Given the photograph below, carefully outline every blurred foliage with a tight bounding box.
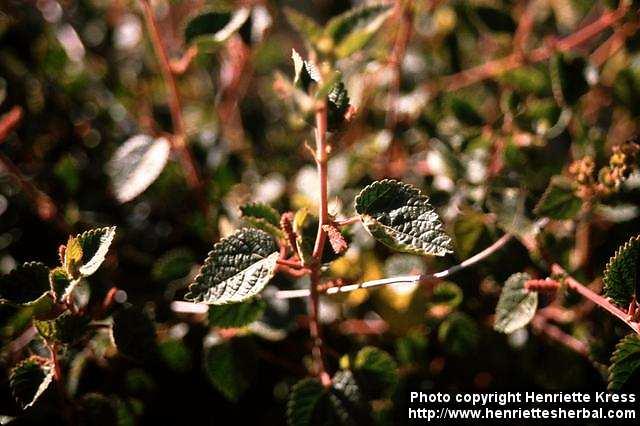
[0,0,639,424]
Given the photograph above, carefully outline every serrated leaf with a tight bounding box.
[608,333,640,391]
[534,176,583,220]
[292,49,321,92]
[284,7,322,43]
[76,226,116,277]
[494,272,537,334]
[355,180,453,256]
[64,236,83,279]
[0,262,50,306]
[35,311,91,345]
[107,135,171,203]
[203,341,253,402]
[348,346,398,399]
[184,8,251,50]
[9,358,54,410]
[49,267,71,302]
[112,306,157,361]
[208,298,266,328]
[329,370,371,424]
[287,378,326,426]
[603,235,640,308]
[240,203,283,238]
[185,228,279,305]
[324,3,392,58]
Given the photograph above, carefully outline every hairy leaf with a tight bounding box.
[112,306,157,361]
[608,333,640,391]
[185,228,279,304]
[603,235,640,308]
[204,341,253,402]
[184,8,250,50]
[0,262,50,306]
[76,226,116,277]
[355,180,453,256]
[107,135,171,203]
[35,311,91,345]
[324,3,392,58]
[64,236,83,279]
[534,176,582,220]
[345,346,398,399]
[494,273,537,334]
[208,298,266,328]
[10,358,54,409]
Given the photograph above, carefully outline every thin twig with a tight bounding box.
[276,219,549,299]
[139,0,208,218]
[531,314,589,357]
[551,264,640,334]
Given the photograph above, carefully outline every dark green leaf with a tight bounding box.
[185,228,279,305]
[240,203,283,238]
[450,98,483,126]
[494,272,537,333]
[78,393,118,426]
[112,306,157,361]
[158,339,192,373]
[284,8,322,43]
[430,282,463,312]
[9,358,54,409]
[203,341,253,402]
[49,267,71,302]
[292,49,321,93]
[475,7,516,33]
[603,235,640,308]
[0,262,50,306]
[534,176,582,220]
[327,81,350,130]
[324,3,392,58]
[34,311,91,345]
[355,180,453,256]
[287,378,325,426]
[343,346,398,399]
[550,53,589,106]
[184,8,250,50]
[208,298,266,328]
[608,333,640,391]
[438,312,479,356]
[152,248,194,282]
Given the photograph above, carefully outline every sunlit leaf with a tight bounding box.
[355,179,453,256]
[494,272,537,334]
[107,135,171,203]
[185,228,279,305]
[9,358,54,410]
[34,311,91,345]
[76,226,116,277]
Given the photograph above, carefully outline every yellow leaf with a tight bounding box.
[64,236,83,279]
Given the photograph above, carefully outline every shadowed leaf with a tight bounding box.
[9,358,54,410]
[494,272,537,334]
[0,262,50,306]
[608,333,640,391]
[603,235,640,308]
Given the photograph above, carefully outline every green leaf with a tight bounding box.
[158,339,192,373]
[287,378,325,426]
[355,179,453,256]
[112,306,157,361]
[78,393,119,426]
[0,262,50,306]
[438,312,479,356]
[284,8,322,43]
[603,235,640,308]
[64,235,83,279]
[608,333,640,391]
[292,49,321,92]
[534,176,583,220]
[549,53,588,106]
[184,8,251,50]
[429,281,463,312]
[9,358,54,410]
[107,135,171,203]
[494,272,537,334]
[34,311,91,345]
[324,3,392,58]
[203,341,253,402]
[49,267,71,302]
[475,7,516,33]
[344,346,398,399]
[76,226,116,277]
[185,228,279,305]
[152,248,194,282]
[326,81,350,131]
[240,203,283,238]
[208,298,266,328]
[450,98,483,126]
